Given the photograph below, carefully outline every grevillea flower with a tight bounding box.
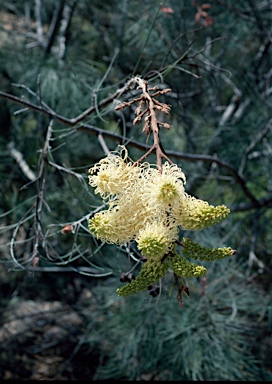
[88,146,140,199]
[88,146,233,297]
[136,221,178,258]
[116,256,170,296]
[142,162,186,212]
[181,237,235,261]
[89,209,122,244]
[170,251,207,278]
[89,187,149,244]
[172,193,230,230]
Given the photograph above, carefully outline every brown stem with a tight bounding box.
[133,76,168,173]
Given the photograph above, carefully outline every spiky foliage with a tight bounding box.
[85,259,272,381]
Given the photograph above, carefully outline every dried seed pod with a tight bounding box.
[120,273,128,282]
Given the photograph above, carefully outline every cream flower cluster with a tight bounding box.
[89,147,187,251]
[88,146,232,296]
[89,146,229,246]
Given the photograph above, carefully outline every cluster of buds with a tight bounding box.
[88,76,235,298]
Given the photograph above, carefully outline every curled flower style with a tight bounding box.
[142,162,186,211]
[172,193,230,230]
[88,208,126,244]
[88,146,140,199]
[89,207,137,245]
[109,189,149,240]
[136,221,178,258]
[89,188,149,245]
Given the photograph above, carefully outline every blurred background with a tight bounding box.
[0,0,271,380]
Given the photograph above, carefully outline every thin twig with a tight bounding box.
[8,142,36,181]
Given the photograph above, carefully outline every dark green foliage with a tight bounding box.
[86,259,271,381]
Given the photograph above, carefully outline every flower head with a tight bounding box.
[136,221,178,258]
[142,162,186,211]
[89,209,121,244]
[172,193,230,230]
[181,237,235,261]
[89,186,149,244]
[170,251,207,278]
[88,146,139,199]
[116,256,170,296]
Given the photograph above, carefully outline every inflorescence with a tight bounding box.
[88,76,236,299]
